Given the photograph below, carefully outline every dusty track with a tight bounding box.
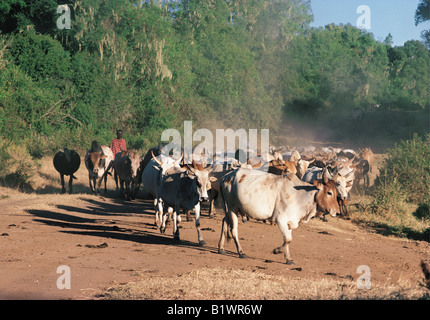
[0,157,428,299]
[0,190,428,299]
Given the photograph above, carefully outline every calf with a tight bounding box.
[53,148,80,194]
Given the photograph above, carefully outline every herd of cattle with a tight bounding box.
[53,141,375,264]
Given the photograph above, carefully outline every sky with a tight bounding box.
[310,0,430,46]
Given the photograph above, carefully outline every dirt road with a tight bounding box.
[0,188,428,299]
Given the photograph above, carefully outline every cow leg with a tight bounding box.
[172,206,180,241]
[88,175,94,193]
[218,187,233,255]
[103,174,108,194]
[343,203,349,217]
[194,202,205,246]
[93,174,103,195]
[340,198,349,218]
[273,217,294,265]
[230,211,245,259]
[93,178,97,194]
[114,171,119,190]
[154,198,160,227]
[91,177,98,195]
[60,174,66,194]
[185,209,192,222]
[124,181,131,201]
[119,179,124,198]
[218,216,229,255]
[209,189,217,217]
[96,177,102,195]
[130,181,137,200]
[68,175,73,194]
[159,202,168,233]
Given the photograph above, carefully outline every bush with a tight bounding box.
[378,133,430,204]
[414,198,430,221]
[361,134,430,241]
[0,140,37,192]
[370,178,408,214]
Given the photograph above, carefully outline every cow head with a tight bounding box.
[186,160,216,202]
[125,150,142,180]
[360,147,372,157]
[86,151,108,178]
[296,157,315,179]
[152,150,182,176]
[321,167,354,201]
[268,159,297,176]
[313,179,340,217]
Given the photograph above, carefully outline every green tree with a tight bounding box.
[282,24,389,117]
[0,0,58,34]
[415,0,430,48]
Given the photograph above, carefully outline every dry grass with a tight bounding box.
[349,191,430,242]
[103,268,429,300]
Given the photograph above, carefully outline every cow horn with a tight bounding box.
[322,168,331,184]
[151,150,163,166]
[175,151,183,165]
[345,170,354,178]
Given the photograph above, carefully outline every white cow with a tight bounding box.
[157,161,215,245]
[141,152,182,226]
[218,169,340,264]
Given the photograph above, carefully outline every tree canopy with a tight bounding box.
[0,0,428,154]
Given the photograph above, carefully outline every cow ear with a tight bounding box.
[209,176,217,182]
[313,180,323,190]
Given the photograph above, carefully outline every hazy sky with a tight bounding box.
[310,0,430,46]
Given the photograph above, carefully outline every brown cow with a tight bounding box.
[360,148,375,172]
[84,141,114,195]
[114,149,142,200]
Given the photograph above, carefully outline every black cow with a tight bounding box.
[53,148,81,194]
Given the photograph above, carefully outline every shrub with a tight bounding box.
[370,177,408,214]
[0,140,37,192]
[377,133,430,204]
[362,134,430,241]
[414,198,430,221]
